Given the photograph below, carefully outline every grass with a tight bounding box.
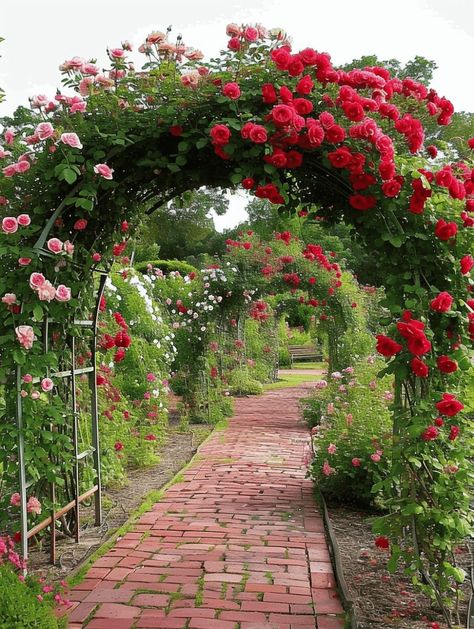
[290,361,326,370]
[264,372,323,390]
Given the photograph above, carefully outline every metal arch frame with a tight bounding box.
[15,270,107,565]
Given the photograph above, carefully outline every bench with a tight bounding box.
[288,344,323,365]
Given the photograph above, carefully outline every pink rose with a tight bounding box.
[15,160,31,174]
[35,122,55,140]
[226,23,241,37]
[41,377,54,392]
[29,272,46,290]
[2,165,17,177]
[371,453,381,463]
[82,62,100,75]
[10,493,21,507]
[17,214,31,227]
[15,325,36,350]
[4,127,15,145]
[37,280,56,302]
[64,240,74,255]
[222,82,241,100]
[73,219,87,231]
[109,48,125,58]
[2,217,18,233]
[27,496,42,516]
[93,163,114,179]
[327,443,337,454]
[22,374,33,383]
[55,285,72,302]
[60,133,83,149]
[31,390,40,399]
[70,101,87,114]
[243,26,258,42]
[19,258,32,266]
[20,390,28,398]
[31,94,49,108]
[351,458,361,467]
[146,373,156,382]
[47,238,63,254]
[2,293,16,305]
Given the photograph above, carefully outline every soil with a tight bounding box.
[327,504,471,629]
[28,417,212,583]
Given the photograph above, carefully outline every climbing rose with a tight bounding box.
[114,442,124,451]
[449,425,460,441]
[322,460,335,476]
[169,125,183,136]
[249,125,268,144]
[17,214,31,226]
[243,26,258,41]
[460,255,474,274]
[374,536,390,550]
[47,238,63,254]
[74,219,88,230]
[19,258,32,266]
[435,393,464,416]
[422,426,438,441]
[327,443,337,454]
[222,82,241,99]
[114,348,126,363]
[2,217,18,234]
[375,335,402,356]
[430,291,453,313]
[210,124,231,145]
[29,272,46,290]
[434,219,457,241]
[410,357,429,377]
[35,122,55,140]
[2,293,16,305]
[351,458,361,467]
[37,281,56,302]
[15,325,36,350]
[262,83,277,104]
[10,493,21,507]
[41,378,54,392]
[55,285,72,302]
[26,497,42,516]
[437,355,458,373]
[349,194,377,210]
[94,163,114,179]
[242,177,254,189]
[60,132,83,149]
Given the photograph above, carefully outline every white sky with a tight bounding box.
[1,0,473,230]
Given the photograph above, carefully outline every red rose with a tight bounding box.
[271,46,291,70]
[426,145,437,158]
[222,82,241,100]
[299,47,319,65]
[296,75,314,95]
[74,218,88,230]
[406,334,431,356]
[210,124,231,145]
[228,37,241,51]
[435,393,464,416]
[115,330,131,348]
[285,150,303,168]
[411,357,429,377]
[376,334,403,357]
[430,291,453,313]
[460,255,474,274]
[449,425,460,441]
[374,536,390,550]
[293,98,313,116]
[325,124,346,143]
[342,100,364,122]
[468,137,474,149]
[169,125,183,137]
[397,319,431,356]
[381,178,402,198]
[307,121,324,146]
[327,147,352,169]
[437,355,458,374]
[350,173,376,190]
[379,160,395,180]
[248,125,268,144]
[271,104,294,126]
[114,348,126,363]
[287,55,304,77]
[434,219,457,241]
[262,83,277,104]
[422,425,438,441]
[241,177,255,190]
[349,194,377,211]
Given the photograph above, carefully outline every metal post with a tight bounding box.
[90,275,107,526]
[70,336,80,542]
[16,366,29,565]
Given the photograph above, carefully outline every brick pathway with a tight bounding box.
[65,386,344,628]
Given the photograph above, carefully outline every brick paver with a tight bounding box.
[66,386,344,628]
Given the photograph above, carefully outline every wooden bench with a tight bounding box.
[288,344,323,365]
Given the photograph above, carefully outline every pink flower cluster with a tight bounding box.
[29,272,71,303]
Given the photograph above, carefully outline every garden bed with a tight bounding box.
[327,504,470,629]
[27,422,212,582]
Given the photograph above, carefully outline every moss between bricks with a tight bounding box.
[67,416,230,589]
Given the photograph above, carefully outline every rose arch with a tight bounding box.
[0,24,473,613]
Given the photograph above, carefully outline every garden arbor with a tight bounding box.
[0,23,473,614]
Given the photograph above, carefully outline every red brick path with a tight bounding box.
[66,386,345,628]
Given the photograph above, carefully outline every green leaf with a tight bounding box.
[13,350,25,365]
[33,305,43,322]
[196,138,208,149]
[63,168,78,184]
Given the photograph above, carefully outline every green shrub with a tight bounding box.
[134,259,198,277]
[0,564,60,629]
[305,360,393,508]
[227,367,264,395]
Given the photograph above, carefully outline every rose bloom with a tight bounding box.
[19,257,32,266]
[55,285,72,302]
[94,163,114,180]
[26,496,42,516]
[376,334,402,357]
[437,355,458,374]
[430,291,453,313]
[60,132,83,149]
[210,124,231,145]
[15,325,36,350]
[37,281,56,302]
[2,217,18,234]
[375,536,390,550]
[73,219,88,231]
[2,293,16,305]
[29,272,46,290]
[435,393,464,417]
[41,377,54,392]
[434,218,457,241]
[351,457,361,467]
[47,237,63,254]
[35,122,55,140]
[31,390,40,400]
[222,82,241,100]
[327,443,337,454]
[64,240,74,255]
[10,493,21,507]
[370,453,381,462]
[17,214,31,227]
[146,373,156,382]
[460,255,474,275]
[322,460,335,476]
[422,425,438,441]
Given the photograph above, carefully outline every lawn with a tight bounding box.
[264,372,323,390]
